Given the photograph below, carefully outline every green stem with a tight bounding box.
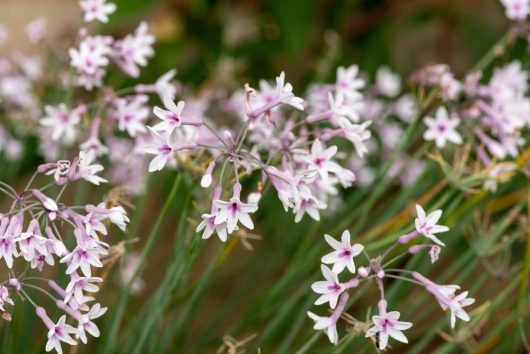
[101,174,182,354]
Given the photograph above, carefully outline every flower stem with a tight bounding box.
[101,174,182,354]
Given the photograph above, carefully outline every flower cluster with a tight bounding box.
[144,68,372,242]
[0,150,129,354]
[307,205,475,349]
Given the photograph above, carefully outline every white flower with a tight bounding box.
[366,300,412,350]
[213,183,258,234]
[76,303,107,344]
[307,312,338,344]
[336,65,365,100]
[114,22,155,78]
[45,315,78,354]
[274,71,304,110]
[77,150,108,185]
[115,96,149,137]
[143,127,196,172]
[311,265,345,309]
[41,104,82,144]
[376,66,401,97]
[80,0,116,23]
[152,96,202,134]
[300,140,342,183]
[294,193,326,223]
[423,107,462,148]
[321,230,364,274]
[414,204,449,246]
[500,0,530,20]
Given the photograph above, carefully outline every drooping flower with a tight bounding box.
[413,272,475,328]
[321,230,364,274]
[76,303,107,344]
[0,215,23,268]
[307,312,338,345]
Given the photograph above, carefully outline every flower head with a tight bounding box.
[321,230,364,274]
[423,107,462,149]
[311,265,345,309]
[213,183,258,234]
[366,300,412,350]
[80,0,116,23]
[414,204,449,246]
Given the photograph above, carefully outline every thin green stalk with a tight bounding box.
[101,174,182,354]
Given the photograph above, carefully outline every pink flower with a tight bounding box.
[76,150,107,185]
[0,286,14,312]
[321,230,364,274]
[61,245,105,277]
[76,303,107,344]
[69,39,110,76]
[115,96,149,137]
[414,204,449,246]
[80,0,116,23]
[0,215,23,268]
[335,65,365,100]
[300,139,342,183]
[307,292,350,344]
[25,17,47,44]
[16,219,48,262]
[307,312,338,344]
[249,72,304,119]
[366,300,412,350]
[213,183,258,234]
[423,107,462,149]
[113,22,155,78]
[36,307,78,354]
[32,189,59,221]
[41,104,82,144]
[135,69,177,101]
[413,272,475,328]
[311,265,345,309]
[64,274,103,305]
[152,96,202,134]
[500,0,530,20]
[197,187,229,241]
[376,66,401,97]
[143,127,196,172]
